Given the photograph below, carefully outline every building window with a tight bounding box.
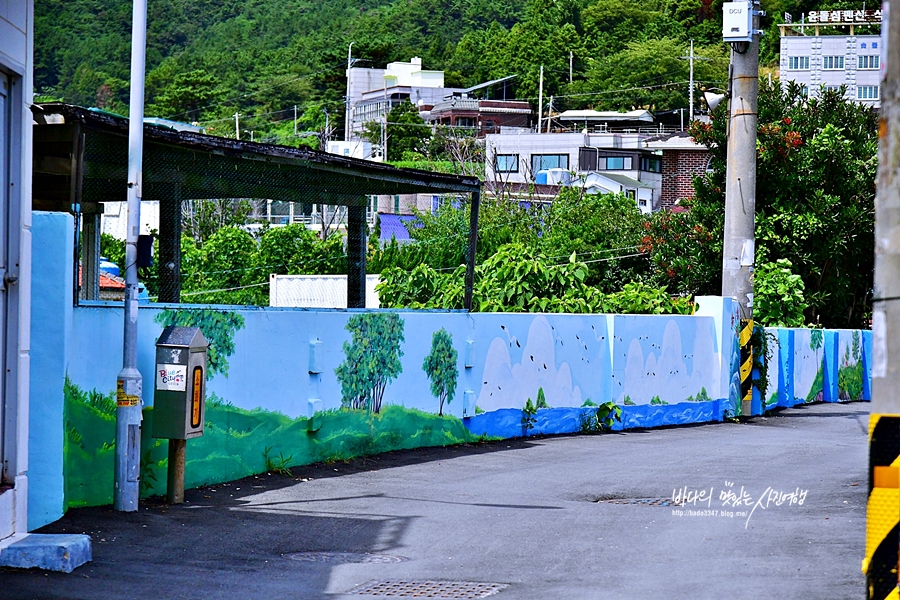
[599,156,632,170]
[858,85,880,100]
[393,195,400,214]
[531,154,569,174]
[822,56,845,70]
[495,154,519,173]
[859,55,880,70]
[788,56,810,70]
[640,156,662,173]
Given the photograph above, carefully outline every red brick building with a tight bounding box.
[644,133,712,210]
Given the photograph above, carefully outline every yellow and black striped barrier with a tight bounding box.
[739,319,753,415]
[865,415,900,600]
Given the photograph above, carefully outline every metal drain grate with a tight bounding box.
[285,552,408,564]
[597,497,677,506]
[347,580,508,598]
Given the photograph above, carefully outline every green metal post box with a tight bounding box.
[152,326,208,440]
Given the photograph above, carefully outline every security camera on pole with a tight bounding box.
[721,1,764,417]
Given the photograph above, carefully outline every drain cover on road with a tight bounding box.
[597,497,676,506]
[285,552,408,564]
[347,580,508,598]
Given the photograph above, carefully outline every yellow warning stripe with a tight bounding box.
[740,356,753,382]
[864,414,900,600]
[739,320,753,347]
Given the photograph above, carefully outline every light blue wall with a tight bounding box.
[28,212,74,529]
[27,213,873,524]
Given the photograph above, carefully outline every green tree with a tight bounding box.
[257,224,346,276]
[182,226,262,305]
[335,313,405,413]
[147,69,219,121]
[688,80,877,328]
[539,189,647,292]
[422,328,458,416]
[386,100,430,161]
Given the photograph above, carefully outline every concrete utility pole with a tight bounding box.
[866,3,900,598]
[721,2,761,417]
[546,96,553,133]
[345,42,354,142]
[114,0,148,512]
[537,66,544,133]
[234,112,240,140]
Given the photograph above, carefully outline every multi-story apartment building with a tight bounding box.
[779,9,883,106]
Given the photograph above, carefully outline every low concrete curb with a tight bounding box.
[0,533,92,573]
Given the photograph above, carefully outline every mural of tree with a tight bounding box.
[154,309,245,379]
[335,313,405,413]
[810,329,824,365]
[422,328,458,416]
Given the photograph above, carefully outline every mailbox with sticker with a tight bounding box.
[152,326,209,440]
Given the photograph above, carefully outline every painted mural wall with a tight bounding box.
[26,212,873,529]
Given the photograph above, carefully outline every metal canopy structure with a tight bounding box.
[32,103,482,309]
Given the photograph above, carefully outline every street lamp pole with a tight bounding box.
[114,0,148,512]
[345,42,354,141]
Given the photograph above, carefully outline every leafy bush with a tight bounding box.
[753,259,808,327]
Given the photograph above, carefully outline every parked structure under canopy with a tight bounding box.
[31,103,482,309]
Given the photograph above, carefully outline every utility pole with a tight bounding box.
[345,42,354,142]
[537,66,544,133]
[681,39,710,125]
[867,3,900,598]
[234,112,240,140]
[115,0,148,512]
[546,96,553,133]
[569,51,573,83]
[721,2,762,417]
[293,105,298,137]
[689,40,695,123]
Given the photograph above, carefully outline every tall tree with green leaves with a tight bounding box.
[422,328,458,416]
[687,80,877,328]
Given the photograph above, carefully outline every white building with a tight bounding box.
[347,57,460,140]
[779,9,883,106]
[484,125,711,212]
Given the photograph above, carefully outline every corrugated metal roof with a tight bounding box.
[379,213,420,242]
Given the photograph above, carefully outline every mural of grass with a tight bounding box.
[64,378,482,508]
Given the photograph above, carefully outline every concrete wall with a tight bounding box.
[26,213,873,527]
[27,214,73,529]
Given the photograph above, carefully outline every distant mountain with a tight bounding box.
[34,0,861,139]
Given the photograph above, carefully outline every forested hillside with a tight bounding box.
[36,0,869,142]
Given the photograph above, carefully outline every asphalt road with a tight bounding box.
[1,401,868,600]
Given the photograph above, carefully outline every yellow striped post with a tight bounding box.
[739,319,753,416]
[865,415,900,599]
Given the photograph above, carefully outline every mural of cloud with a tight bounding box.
[620,319,720,404]
[476,316,583,412]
